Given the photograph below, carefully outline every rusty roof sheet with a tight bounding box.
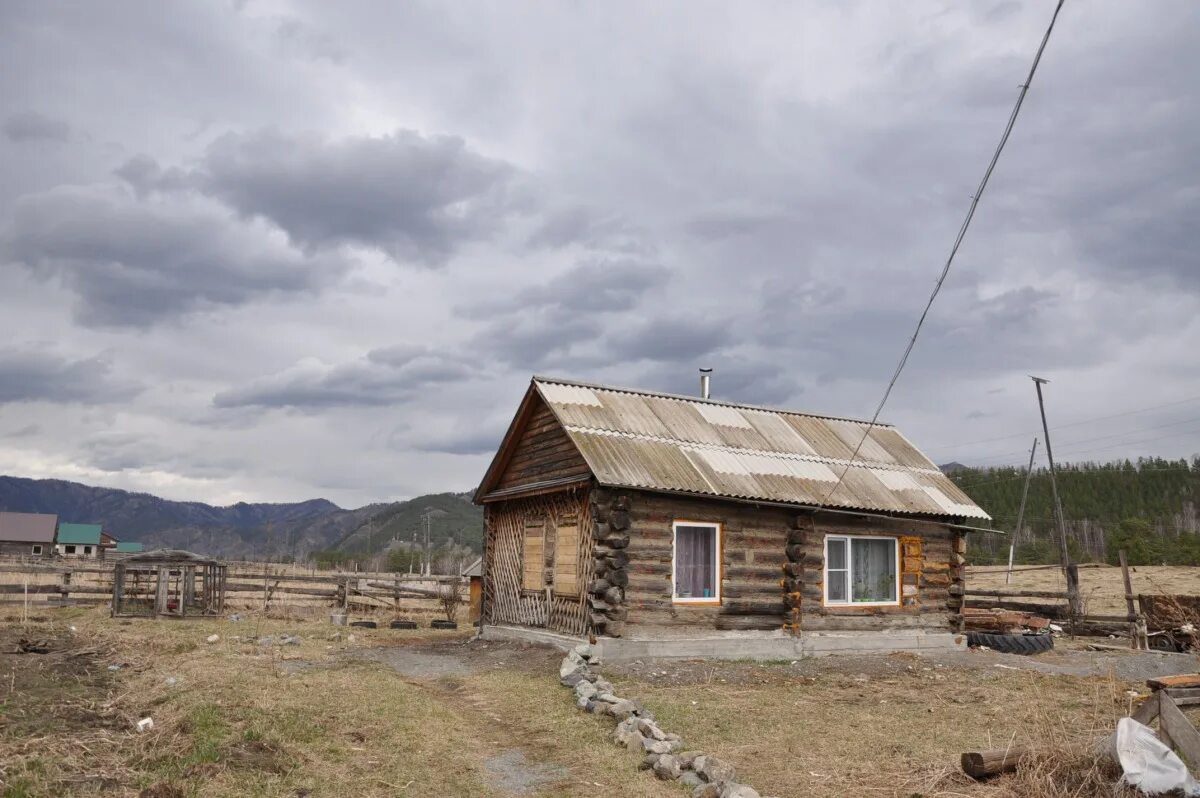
[533,378,989,520]
[0,512,58,543]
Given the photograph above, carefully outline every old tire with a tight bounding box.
[430,620,458,630]
[349,620,377,629]
[389,620,418,630]
[966,631,1053,655]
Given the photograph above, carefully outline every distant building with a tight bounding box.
[56,523,104,558]
[115,541,144,554]
[0,512,58,557]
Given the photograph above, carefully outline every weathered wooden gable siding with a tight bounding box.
[494,397,590,492]
[483,486,594,636]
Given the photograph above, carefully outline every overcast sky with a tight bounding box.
[1,1,1197,508]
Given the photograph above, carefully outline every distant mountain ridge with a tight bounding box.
[0,475,482,560]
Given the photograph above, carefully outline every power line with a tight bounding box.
[822,0,1067,504]
[958,416,1200,465]
[923,392,1200,453]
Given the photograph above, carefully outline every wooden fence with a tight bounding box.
[0,561,467,619]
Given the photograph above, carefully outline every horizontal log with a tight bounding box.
[964,588,1071,599]
[722,600,787,616]
[715,614,782,631]
[961,746,1030,779]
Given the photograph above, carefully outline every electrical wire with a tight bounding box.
[922,392,1200,453]
[822,0,1068,505]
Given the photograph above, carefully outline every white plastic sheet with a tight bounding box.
[1113,716,1200,795]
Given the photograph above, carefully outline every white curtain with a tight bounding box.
[676,526,715,598]
[851,538,895,602]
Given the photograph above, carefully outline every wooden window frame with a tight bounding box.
[552,516,581,598]
[823,534,901,608]
[671,520,722,606]
[521,517,546,593]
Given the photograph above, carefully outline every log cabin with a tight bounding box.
[474,377,991,659]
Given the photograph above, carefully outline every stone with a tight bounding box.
[576,695,592,711]
[653,754,682,780]
[692,785,721,798]
[573,642,593,660]
[592,678,614,694]
[559,657,585,680]
[637,718,667,741]
[678,751,703,768]
[560,672,586,688]
[609,700,638,720]
[595,692,619,704]
[718,784,760,798]
[681,771,705,788]
[205,634,220,643]
[696,755,736,784]
[624,732,647,752]
[639,753,660,771]
[642,738,675,755]
[574,680,598,701]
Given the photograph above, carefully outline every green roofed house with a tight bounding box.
[56,523,104,558]
[115,541,144,554]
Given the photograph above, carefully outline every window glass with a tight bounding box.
[825,536,897,604]
[32,545,42,555]
[65,545,76,554]
[851,538,896,602]
[84,546,93,554]
[674,524,717,600]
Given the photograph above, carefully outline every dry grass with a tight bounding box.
[0,609,680,798]
[610,656,1136,798]
[968,565,1200,615]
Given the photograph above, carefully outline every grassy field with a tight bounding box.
[3,602,1189,798]
[967,564,1200,615]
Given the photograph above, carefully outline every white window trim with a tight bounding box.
[64,544,77,554]
[823,534,901,607]
[32,545,42,555]
[671,521,721,604]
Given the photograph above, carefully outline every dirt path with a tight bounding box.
[363,640,578,796]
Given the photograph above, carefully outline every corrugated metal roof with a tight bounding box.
[0,512,58,543]
[115,541,144,553]
[57,523,103,545]
[533,378,989,520]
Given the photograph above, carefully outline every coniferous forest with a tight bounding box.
[949,457,1200,566]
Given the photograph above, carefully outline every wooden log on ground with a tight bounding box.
[961,746,1031,779]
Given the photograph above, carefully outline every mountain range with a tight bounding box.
[0,475,483,561]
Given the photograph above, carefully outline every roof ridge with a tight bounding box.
[532,375,894,428]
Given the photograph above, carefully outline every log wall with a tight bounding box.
[616,490,962,635]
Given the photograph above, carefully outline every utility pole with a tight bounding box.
[1006,437,1039,585]
[409,530,417,575]
[1031,376,1081,619]
[423,511,432,576]
[367,518,374,576]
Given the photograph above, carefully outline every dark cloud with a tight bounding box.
[608,316,731,363]
[3,111,70,143]
[213,345,478,409]
[0,347,139,404]
[198,128,525,264]
[4,185,340,327]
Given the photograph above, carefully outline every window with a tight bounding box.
[553,517,580,596]
[65,545,77,554]
[32,545,42,555]
[522,518,545,591]
[672,522,720,603]
[824,535,899,606]
[84,546,93,555]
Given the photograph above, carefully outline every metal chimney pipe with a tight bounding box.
[699,368,712,399]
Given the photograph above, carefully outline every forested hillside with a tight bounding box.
[948,457,1200,565]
